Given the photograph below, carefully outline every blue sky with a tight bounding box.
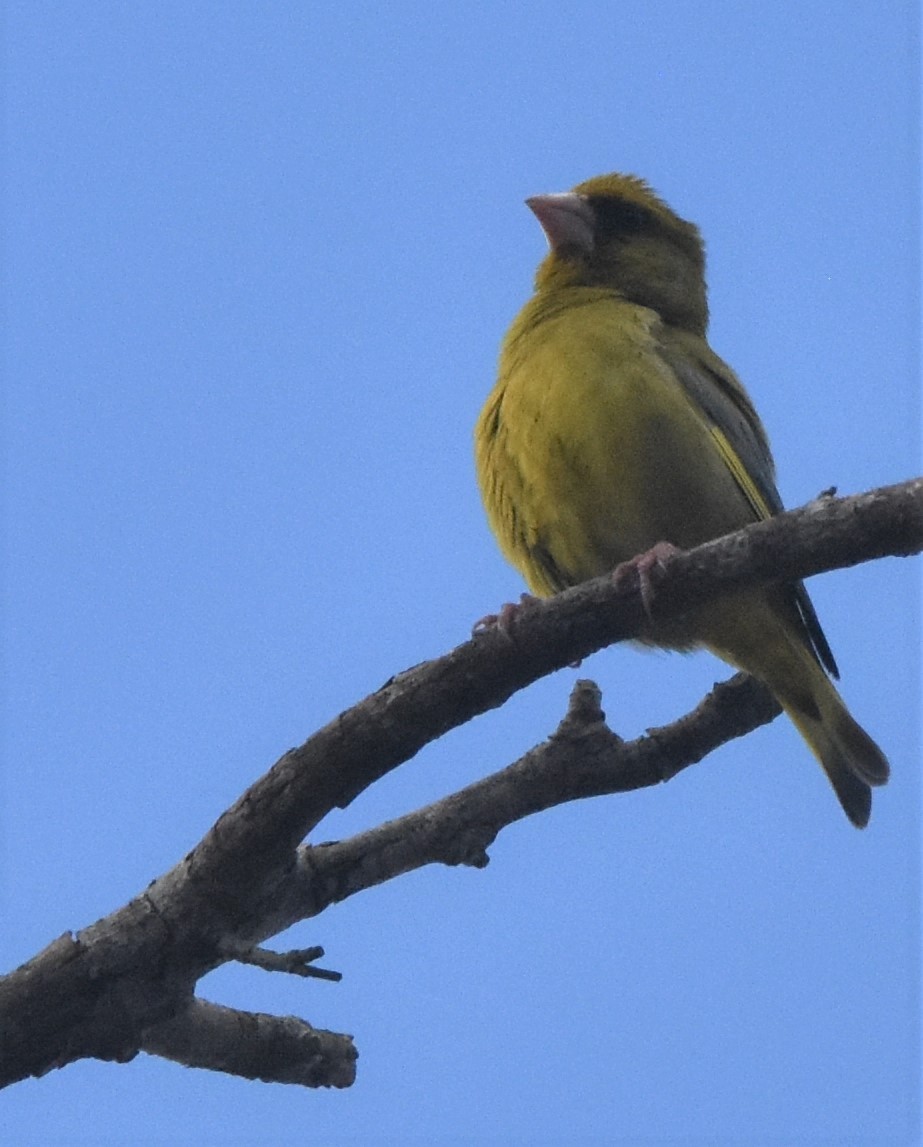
[2,3,919,1144]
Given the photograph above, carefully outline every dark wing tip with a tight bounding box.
[793,582,839,679]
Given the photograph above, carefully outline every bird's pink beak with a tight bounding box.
[526,192,595,254]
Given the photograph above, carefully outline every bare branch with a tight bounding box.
[1,479,920,1089]
[291,674,781,913]
[220,941,342,982]
[141,999,356,1088]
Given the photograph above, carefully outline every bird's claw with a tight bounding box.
[613,542,679,618]
[472,593,538,638]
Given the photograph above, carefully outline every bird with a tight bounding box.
[474,171,889,827]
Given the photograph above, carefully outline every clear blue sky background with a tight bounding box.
[2,4,919,1144]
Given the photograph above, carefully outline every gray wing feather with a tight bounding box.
[659,332,840,679]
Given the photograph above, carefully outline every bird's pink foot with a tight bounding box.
[613,542,680,617]
[472,593,538,638]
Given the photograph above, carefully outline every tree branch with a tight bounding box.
[1,479,920,1089]
[290,674,782,912]
[141,999,356,1087]
[219,941,342,982]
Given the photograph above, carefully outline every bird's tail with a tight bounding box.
[701,597,890,828]
[777,661,889,829]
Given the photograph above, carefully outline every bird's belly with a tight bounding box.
[477,318,752,596]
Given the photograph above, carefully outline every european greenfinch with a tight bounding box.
[474,172,889,827]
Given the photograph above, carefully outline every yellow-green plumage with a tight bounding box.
[475,172,889,827]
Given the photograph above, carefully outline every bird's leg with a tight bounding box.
[612,542,680,618]
[472,593,539,638]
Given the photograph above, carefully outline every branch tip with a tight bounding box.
[221,940,343,982]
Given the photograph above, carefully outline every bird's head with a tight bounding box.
[528,172,709,335]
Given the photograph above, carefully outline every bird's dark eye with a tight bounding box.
[589,197,652,239]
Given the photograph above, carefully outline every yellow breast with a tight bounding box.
[475,290,749,596]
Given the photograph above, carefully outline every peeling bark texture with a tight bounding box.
[1,479,920,1090]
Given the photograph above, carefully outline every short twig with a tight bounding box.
[221,940,342,982]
